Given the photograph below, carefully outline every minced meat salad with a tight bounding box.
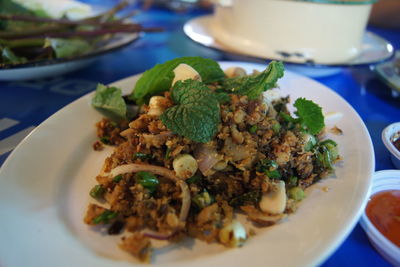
[84,57,340,262]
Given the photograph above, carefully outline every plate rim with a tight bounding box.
[0,61,375,266]
[184,15,395,68]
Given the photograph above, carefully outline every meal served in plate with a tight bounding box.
[84,57,341,262]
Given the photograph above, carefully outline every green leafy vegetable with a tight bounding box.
[1,46,26,64]
[44,38,91,58]
[222,61,284,99]
[129,57,225,105]
[215,91,230,104]
[160,79,220,143]
[135,171,159,193]
[293,98,325,135]
[92,84,127,122]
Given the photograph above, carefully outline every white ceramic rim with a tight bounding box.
[359,170,400,266]
[382,122,400,160]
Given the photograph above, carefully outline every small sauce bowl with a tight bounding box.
[382,122,400,169]
[360,170,400,266]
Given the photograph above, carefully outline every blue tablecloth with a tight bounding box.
[0,1,399,266]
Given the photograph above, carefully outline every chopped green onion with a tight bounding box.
[288,187,305,201]
[249,125,258,134]
[112,175,123,183]
[89,184,105,199]
[265,169,281,179]
[272,121,281,134]
[135,171,159,193]
[279,112,295,122]
[165,147,171,160]
[100,136,110,144]
[192,191,214,209]
[319,139,337,147]
[133,152,152,160]
[187,174,201,184]
[93,210,118,224]
[287,176,298,187]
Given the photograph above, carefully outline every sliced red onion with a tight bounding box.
[194,144,220,175]
[108,163,178,181]
[142,230,176,240]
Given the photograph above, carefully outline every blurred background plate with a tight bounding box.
[0,32,140,81]
[184,15,394,77]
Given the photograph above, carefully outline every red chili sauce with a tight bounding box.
[366,190,400,247]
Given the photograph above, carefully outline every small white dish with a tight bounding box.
[382,122,400,169]
[360,170,400,267]
[184,15,394,77]
[0,32,140,81]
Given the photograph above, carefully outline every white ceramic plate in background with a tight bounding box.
[0,62,374,267]
[0,32,140,81]
[184,15,394,77]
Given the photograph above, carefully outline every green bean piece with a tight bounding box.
[288,187,305,201]
[287,176,298,187]
[93,210,118,224]
[249,125,258,134]
[112,174,123,183]
[192,191,214,209]
[100,136,110,144]
[133,152,152,160]
[135,171,159,193]
[265,169,281,179]
[187,174,201,184]
[165,147,171,160]
[89,184,105,199]
[272,121,281,134]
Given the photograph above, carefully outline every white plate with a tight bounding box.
[0,32,140,81]
[184,15,394,76]
[0,62,374,267]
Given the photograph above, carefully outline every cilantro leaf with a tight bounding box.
[222,61,284,99]
[160,80,220,143]
[92,84,127,122]
[294,98,325,135]
[129,57,225,105]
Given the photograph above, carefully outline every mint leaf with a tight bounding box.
[160,80,220,143]
[129,57,225,105]
[215,91,230,104]
[92,84,127,122]
[294,98,325,135]
[45,38,91,58]
[223,61,284,99]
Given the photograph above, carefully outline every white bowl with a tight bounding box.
[382,122,400,169]
[360,170,400,267]
[212,0,376,64]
